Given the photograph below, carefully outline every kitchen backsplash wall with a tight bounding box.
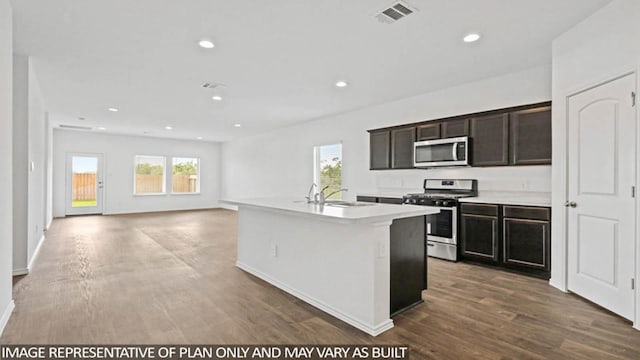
[371,166,551,194]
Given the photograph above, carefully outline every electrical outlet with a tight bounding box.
[270,243,278,257]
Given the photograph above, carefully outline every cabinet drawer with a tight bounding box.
[460,203,499,217]
[503,206,550,221]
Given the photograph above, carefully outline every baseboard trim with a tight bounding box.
[12,268,28,276]
[236,261,394,336]
[549,278,568,293]
[28,234,46,272]
[0,300,15,337]
[218,204,238,211]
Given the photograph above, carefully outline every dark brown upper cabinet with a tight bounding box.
[391,127,416,169]
[369,130,390,170]
[367,101,551,170]
[416,123,441,141]
[441,118,470,138]
[471,113,510,166]
[510,106,552,165]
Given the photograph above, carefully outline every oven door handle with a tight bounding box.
[452,143,458,161]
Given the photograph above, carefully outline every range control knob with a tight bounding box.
[434,200,443,206]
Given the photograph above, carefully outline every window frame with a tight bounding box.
[171,156,201,195]
[133,155,167,196]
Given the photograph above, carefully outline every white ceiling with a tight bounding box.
[13,0,612,142]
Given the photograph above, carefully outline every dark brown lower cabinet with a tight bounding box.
[502,206,550,278]
[461,203,551,279]
[390,216,426,316]
[460,204,500,263]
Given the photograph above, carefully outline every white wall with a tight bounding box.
[53,130,222,216]
[12,54,48,275]
[222,65,552,202]
[27,59,47,269]
[12,54,28,274]
[550,0,640,328]
[0,0,15,336]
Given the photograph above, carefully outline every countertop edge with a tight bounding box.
[222,199,438,224]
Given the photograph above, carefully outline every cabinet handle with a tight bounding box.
[564,201,577,208]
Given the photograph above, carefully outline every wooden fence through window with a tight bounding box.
[72,173,97,200]
[73,173,198,197]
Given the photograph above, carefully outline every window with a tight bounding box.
[314,143,343,200]
[134,155,166,194]
[172,157,200,194]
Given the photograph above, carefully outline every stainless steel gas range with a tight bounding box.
[403,179,478,261]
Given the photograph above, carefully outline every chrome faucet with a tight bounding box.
[306,183,349,205]
[305,183,318,203]
[323,188,349,202]
[314,185,330,204]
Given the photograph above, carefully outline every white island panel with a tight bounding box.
[226,198,439,336]
[236,206,392,335]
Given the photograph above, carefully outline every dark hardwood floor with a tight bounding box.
[1,209,639,359]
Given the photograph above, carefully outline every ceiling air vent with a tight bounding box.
[200,81,226,90]
[374,1,417,24]
[59,124,93,130]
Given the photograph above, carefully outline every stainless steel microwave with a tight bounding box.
[414,136,470,168]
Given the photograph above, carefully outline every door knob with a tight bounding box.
[564,201,577,208]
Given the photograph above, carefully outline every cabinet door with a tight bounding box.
[461,214,499,262]
[503,218,550,273]
[442,119,469,138]
[416,123,441,141]
[470,113,509,166]
[370,131,390,170]
[391,127,416,169]
[510,106,552,165]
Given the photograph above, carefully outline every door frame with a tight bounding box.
[65,152,105,215]
[552,67,639,330]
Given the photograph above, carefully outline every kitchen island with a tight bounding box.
[223,198,439,336]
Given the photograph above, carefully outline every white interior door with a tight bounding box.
[567,73,636,320]
[66,153,104,215]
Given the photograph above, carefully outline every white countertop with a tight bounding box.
[223,198,439,224]
[458,192,551,207]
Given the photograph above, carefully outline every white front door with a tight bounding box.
[66,153,104,215]
[567,73,636,320]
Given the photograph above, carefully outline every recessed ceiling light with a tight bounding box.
[108,108,119,112]
[78,117,86,121]
[212,95,223,101]
[96,127,106,131]
[165,126,173,130]
[234,124,241,128]
[198,39,215,49]
[196,136,203,140]
[463,33,481,43]
[335,81,348,88]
